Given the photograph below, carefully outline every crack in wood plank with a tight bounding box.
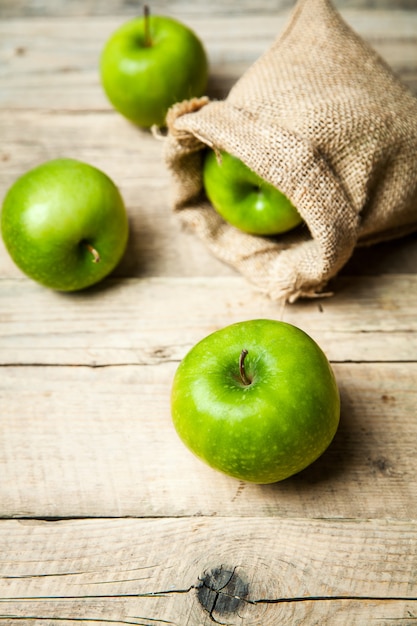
[0,617,176,625]
[1,591,416,603]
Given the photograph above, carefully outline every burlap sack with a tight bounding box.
[164,0,417,302]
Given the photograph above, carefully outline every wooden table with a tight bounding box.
[1,1,416,624]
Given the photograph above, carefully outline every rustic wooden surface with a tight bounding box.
[1,1,417,624]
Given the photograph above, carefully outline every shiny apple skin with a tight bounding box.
[203,150,303,235]
[1,158,129,291]
[171,319,340,484]
[100,15,208,128]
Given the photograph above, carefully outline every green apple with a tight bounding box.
[100,8,209,128]
[171,319,340,484]
[203,150,303,235]
[1,158,129,291]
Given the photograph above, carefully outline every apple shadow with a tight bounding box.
[111,215,149,278]
[107,205,162,279]
[206,71,238,102]
[340,230,417,276]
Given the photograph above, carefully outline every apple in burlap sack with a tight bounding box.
[164,0,417,302]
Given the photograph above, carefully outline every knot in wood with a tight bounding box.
[197,566,249,616]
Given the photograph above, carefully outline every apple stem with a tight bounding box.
[85,243,100,263]
[239,349,252,386]
[143,5,152,47]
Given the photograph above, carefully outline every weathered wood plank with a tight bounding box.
[0,275,416,366]
[2,0,417,18]
[0,517,415,625]
[1,361,416,519]
[0,12,416,112]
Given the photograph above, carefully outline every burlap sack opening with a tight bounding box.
[165,0,417,302]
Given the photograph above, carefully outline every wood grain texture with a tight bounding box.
[0,517,416,625]
[0,11,416,112]
[1,360,416,518]
[1,0,417,18]
[0,274,416,366]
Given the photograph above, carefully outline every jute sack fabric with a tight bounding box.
[164,0,417,302]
